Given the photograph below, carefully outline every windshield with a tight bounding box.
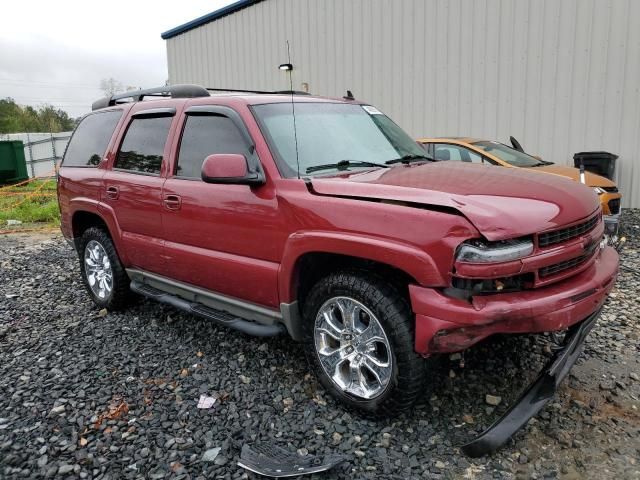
[252,102,426,177]
[472,141,544,167]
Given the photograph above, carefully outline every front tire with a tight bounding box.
[78,227,132,311]
[302,271,427,415]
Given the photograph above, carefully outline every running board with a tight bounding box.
[130,280,285,337]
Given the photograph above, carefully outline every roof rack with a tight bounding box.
[206,87,311,96]
[91,85,313,111]
[92,84,210,111]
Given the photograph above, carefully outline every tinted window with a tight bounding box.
[115,116,172,174]
[434,144,485,164]
[176,115,250,178]
[63,110,122,167]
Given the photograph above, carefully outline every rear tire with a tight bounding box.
[302,270,427,415]
[78,227,132,311]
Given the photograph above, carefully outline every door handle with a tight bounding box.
[163,194,181,210]
[106,186,119,200]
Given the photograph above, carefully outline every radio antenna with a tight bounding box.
[285,40,301,179]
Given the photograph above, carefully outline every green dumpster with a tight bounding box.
[0,140,29,185]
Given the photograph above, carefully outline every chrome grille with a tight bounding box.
[538,213,600,248]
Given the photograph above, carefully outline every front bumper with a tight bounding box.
[461,308,600,457]
[410,246,618,355]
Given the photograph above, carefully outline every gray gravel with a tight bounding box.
[1,210,639,479]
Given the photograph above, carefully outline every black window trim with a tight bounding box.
[61,108,124,168]
[131,107,177,118]
[171,105,262,181]
[113,114,174,176]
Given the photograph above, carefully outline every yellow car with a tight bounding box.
[418,137,622,232]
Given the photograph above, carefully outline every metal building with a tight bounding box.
[162,0,640,208]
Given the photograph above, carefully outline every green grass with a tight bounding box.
[0,178,60,227]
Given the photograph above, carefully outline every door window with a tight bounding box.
[176,115,251,179]
[115,116,172,175]
[434,144,485,164]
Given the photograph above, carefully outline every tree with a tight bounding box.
[0,98,23,133]
[100,78,124,97]
[39,105,75,132]
[0,98,76,134]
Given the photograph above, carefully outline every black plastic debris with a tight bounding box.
[237,442,347,478]
[461,308,600,457]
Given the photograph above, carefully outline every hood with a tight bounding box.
[309,162,600,241]
[528,164,616,188]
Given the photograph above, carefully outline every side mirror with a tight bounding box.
[201,154,265,185]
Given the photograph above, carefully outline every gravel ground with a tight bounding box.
[1,211,639,480]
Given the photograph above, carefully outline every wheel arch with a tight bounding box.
[278,231,447,306]
[72,211,108,240]
[70,203,128,264]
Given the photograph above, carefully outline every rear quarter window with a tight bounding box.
[62,110,123,167]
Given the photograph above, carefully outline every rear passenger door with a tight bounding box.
[161,106,282,309]
[101,108,175,273]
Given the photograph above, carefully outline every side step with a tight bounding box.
[130,280,285,337]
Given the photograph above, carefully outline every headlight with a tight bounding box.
[456,238,534,263]
[593,187,606,195]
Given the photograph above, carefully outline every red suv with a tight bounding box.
[58,85,618,455]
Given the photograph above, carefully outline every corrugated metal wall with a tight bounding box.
[166,0,640,208]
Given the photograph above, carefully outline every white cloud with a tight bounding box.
[0,0,233,117]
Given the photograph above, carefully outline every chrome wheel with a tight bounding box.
[84,240,113,300]
[314,296,393,400]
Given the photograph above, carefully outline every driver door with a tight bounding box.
[160,106,283,309]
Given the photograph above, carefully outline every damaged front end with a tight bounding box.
[409,212,618,455]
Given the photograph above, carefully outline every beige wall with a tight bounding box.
[167,0,640,208]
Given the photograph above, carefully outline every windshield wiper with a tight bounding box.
[385,154,435,165]
[306,160,389,174]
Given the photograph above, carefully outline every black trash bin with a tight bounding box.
[573,151,618,180]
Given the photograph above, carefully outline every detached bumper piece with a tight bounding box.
[461,308,600,457]
[237,443,347,478]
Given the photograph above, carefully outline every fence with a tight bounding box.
[0,132,71,178]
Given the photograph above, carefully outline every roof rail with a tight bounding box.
[92,84,210,111]
[206,87,310,96]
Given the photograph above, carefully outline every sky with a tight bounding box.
[0,0,234,117]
